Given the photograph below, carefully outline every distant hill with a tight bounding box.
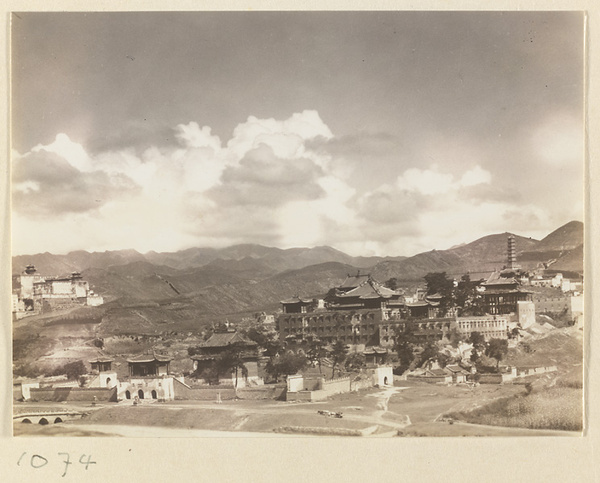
[12,249,147,277]
[371,232,541,282]
[13,220,583,313]
[12,220,584,371]
[547,244,584,272]
[13,243,393,276]
[536,221,583,251]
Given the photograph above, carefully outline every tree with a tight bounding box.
[393,323,417,374]
[200,366,220,385]
[485,338,509,368]
[507,327,520,339]
[419,341,441,367]
[445,327,463,348]
[245,327,283,363]
[468,331,486,352]
[263,338,284,363]
[245,327,268,347]
[265,352,307,382]
[424,272,455,314]
[437,352,451,368]
[330,339,348,379]
[455,274,484,316]
[344,352,366,372]
[384,277,398,291]
[54,360,87,380]
[215,341,248,391]
[307,338,328,374]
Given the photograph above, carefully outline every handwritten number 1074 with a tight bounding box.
[17,452,96,477]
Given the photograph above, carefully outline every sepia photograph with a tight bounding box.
[10,11,585,439]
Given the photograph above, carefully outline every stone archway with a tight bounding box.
[125,390,131,399]
[54,417,63,423]
[384,376,388,385]
[39,418,49,425]
[21,419,32,424]
[138,389,145,399]
[151,390,157,399]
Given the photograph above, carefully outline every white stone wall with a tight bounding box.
[88,372,117,388]
[74,282,88,298]
[87,294,104,306]
[456,315,508,340]
[118,377,176,401]
[21,382,40,400]
[570,295,584,316]
[517,301,536,329]
[371,366,393,386]
[51,280,74,295]
[287,375,304,392]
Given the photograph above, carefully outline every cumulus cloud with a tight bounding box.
[227,110,333,161]
[11,109,572,257]
[12,146,140,217]
[350,164,548,255]
[208,144,325,207]
[12,110,350,254]
[31,133,94,172]
[174,122,222,152]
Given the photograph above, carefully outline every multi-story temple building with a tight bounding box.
[480,271,533,315]
[278,274,448,351]
[277,268,528,352]
[12,265,103,318]
[190,330,263,387]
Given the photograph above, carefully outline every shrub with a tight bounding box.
[52,360,87,380]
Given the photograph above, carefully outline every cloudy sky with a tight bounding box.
[11,11,584,257]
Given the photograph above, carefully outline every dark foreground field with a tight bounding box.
[14,380,580,438]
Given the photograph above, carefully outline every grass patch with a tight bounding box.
[445,386,582,432]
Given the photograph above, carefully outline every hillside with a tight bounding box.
[535,221,583,251]
[12,249,147,277]
[372,232,540,282]
[12,221,585,380]
[547,245,584,273]
[13,220,584,316]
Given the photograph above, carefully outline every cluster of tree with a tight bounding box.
[190,341,250,389]
[392,323,510,375]
[384,278,399,291]
[247,321,367,382]
[392,324,453,375]
[425,272,485,316]
[264,337,352,381]
[50,360,87,380]
[468,331,509,371]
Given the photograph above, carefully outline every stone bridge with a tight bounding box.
[14,410,87,425]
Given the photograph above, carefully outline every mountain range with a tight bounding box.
[13,221,584,323]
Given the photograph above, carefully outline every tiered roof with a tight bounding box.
[337,277,400,300]
[200,331,256,348]
[363,346,388,355]
[88,354,114,364]
[191,331,258,361]
[338,272,371,291]
[482,271,532,294]
[126,352,172,364]
[280,296,314,305]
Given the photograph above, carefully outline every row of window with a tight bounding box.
[458,320,506,329]
[282,326,377,335]
[463,331,507,339]
[281,313,378,325]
